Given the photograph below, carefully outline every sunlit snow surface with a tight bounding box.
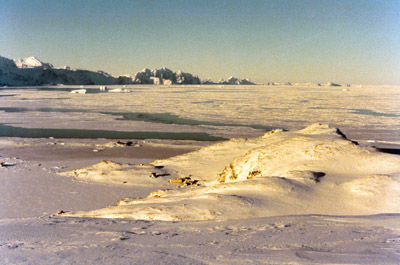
[60,123,400,220]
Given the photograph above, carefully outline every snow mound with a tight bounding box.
[59,160,171,186]
[60,123,400,220]
[342,175,400,210]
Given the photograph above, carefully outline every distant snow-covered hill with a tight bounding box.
[13,56,53,69]
[0,55,255,86]
[0,56,125,86]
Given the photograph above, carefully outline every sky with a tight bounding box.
[1,0,399,84]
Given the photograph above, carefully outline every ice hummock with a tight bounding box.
[60,123,400,220]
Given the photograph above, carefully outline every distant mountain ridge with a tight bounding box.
[0,55,256,86]
[0,56,123,86]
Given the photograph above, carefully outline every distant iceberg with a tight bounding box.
[133,67,201,85]
[218,76,256,85]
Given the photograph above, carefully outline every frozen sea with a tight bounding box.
[1,84,399,144]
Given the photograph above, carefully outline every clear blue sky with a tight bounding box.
[1,0,399,84]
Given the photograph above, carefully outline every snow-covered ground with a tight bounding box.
[1,85,400,264]
[2,214,399,264]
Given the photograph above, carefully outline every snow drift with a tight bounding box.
[59,123,400,221]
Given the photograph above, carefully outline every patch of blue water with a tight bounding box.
[0,107,277,131]
[0,123,226,141]
[350,109,399,117]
